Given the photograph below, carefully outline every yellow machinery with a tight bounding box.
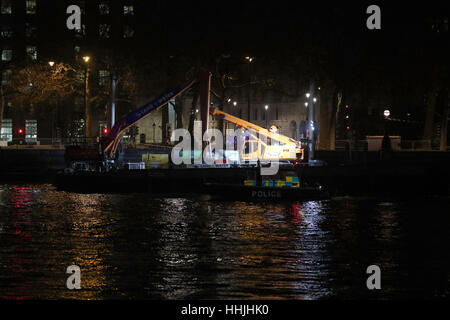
[210,108,304,162]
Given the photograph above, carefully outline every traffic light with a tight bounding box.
[18,128,24,135]
[346,125,350,131]
[102,127,109,135]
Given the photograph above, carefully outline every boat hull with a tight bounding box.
[203,183,329,201]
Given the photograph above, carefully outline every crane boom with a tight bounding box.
[210,108,300,145]
[104,78,197,157]
[210,108,304,161]
[104,70,211,158]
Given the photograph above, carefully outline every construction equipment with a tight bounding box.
[65,69,303,170]
[210,108,304,162]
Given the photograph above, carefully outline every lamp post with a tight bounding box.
[307,82,315,163]
[152,123,156,142]
[83,56,90,139]
[245,56,254,122]
[264,104,269,128]
[383,108,391,134]
[48,61,56,142]
[110,74,116,128]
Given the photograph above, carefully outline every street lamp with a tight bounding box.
[384,109,391,118]
[245,56,254,121]
[83,56,90,139]
[307,83,316,163]
[48,61,55,67]
[264,105,269,128]
[233,101,237,106]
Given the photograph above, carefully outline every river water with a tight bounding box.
[0,183,448,300]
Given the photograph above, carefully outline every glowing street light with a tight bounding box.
[245,56,254,121]
[384,109,391,118]
[306,93,310,98]
[83,56,91,137]
[48,61,55,67]
[264,105,269,128]
[233,101,237,106]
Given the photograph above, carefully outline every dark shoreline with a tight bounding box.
[1,149,449,197]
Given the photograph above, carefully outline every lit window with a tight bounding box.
[26,0,36,14]
[1,25,13,38]
[1,0,12,14]
[1,69,12,85]
[0,119,13,142]
[98,70,110,86]
[26,46,37,61]
[99,24,110,38]
[1,49,12,61]
[123,25,134,38]
[124,5,134,15]
[25,120,37,143]
[25,22,37,38]
[431,18,449,33]
[99,2,109,15]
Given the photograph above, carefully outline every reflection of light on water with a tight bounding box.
[56,193,111,299]
[375,202,400,242]
[378,202,394,207]
[224,200,333,299]
[288,200,332,299]
[162,198,190,212]
[2,185,34,299]
[155,197,200,299]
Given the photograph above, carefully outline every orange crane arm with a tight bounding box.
[210,108,300,147]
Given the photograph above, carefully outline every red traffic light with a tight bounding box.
[346,125,350,131]
[102,128,109,134]
[18,128,24,134]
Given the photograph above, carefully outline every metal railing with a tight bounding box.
[400,140,431,150]
[0,137,175,151]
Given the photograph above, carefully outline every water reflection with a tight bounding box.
[0,184,448,299]
[1,186,34,299]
